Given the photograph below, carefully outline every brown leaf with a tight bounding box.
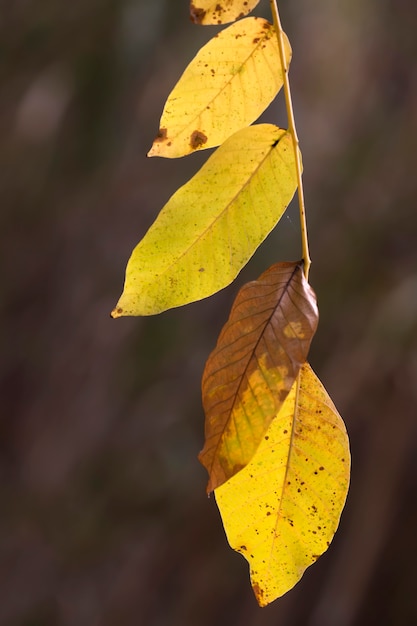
[199,262,318,492]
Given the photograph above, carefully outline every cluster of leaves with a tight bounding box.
[112,0,350,607]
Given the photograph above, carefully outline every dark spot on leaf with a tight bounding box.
[198,267,205,272]
[279,389,287,401]
[240,545,247,551]
[231,462,245,475]
[253,37,260,44]
[264,435,269,440]
[283,429,288,434]
[190,4,206,23]
[215,3,221,11]
[155,127,167,142]
[266,511,271,516]
[319,466,324,471]
[190,130,208,150]
[253,583,264,602]
[272,137,280,148]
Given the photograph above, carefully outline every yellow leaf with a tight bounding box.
[199,262,318,492]
[190,0,261,25]
[215,363,350,606]
[148,17,291,158]
[112,124,298,317]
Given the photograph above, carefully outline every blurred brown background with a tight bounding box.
[1,0,416,624]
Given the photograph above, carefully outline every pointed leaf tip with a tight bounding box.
[199,261,319,492]
[110,306,123,319]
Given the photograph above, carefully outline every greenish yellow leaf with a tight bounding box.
[199,262,318,492]
[215,364,350,606]
[190,0,261,25]
[148,17,291,158]
[112,124,298,317]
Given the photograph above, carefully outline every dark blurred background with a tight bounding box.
[1,0,416,624]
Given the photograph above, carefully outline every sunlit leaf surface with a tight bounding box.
[112,124,298,316]
[215,363,350,606]
[148,18,291,158]
[190,0,261,25]
[199,262,318,492]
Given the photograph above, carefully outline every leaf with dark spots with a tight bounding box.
[199,261,319,492]
[215,363,351,605]
[147,18,291,158]
[190,0,261,25]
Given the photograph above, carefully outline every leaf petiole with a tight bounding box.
[269,0,311,279]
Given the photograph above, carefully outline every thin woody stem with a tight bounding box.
[269,0,311,279]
